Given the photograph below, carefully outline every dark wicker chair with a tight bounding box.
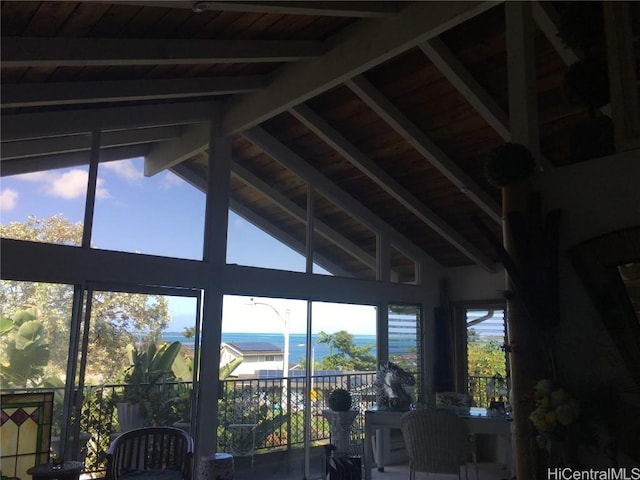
[106,427,194,480]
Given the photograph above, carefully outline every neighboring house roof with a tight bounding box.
[223,341,281,355]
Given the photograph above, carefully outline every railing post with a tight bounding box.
[286,376,292,450]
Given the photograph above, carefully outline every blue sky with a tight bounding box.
[0,157,376,334]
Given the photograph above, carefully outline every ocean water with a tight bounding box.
[163,331,377,363]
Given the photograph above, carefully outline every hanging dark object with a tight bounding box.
[484,143,536,188]
[563,57,610,113]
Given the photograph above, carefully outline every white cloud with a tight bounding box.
[47,169,89,199]
[102,159,142,181]
[158,171,183,190]
[0,189,18,211]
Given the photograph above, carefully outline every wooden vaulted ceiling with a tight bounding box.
[2,1,639,282]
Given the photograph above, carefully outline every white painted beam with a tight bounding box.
[346,76,501,224]
[145,122,211,176]
[242,127,446,272]
[1,101,218,141]
[290,103,495,271]
[531,2,579,65]
[1,76,266,108]
[418,38,510,141]
[0,145,149,177]
[1,37,325,67]
[1,126,181,160]
[223,1,500,135]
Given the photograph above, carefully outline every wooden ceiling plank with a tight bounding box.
[1,76,266,108]
[418,37,510,141]
[82,1,401,17]
[1,126,181,161]
[1,101,219,141]
[1,145,149,177]
[1,37,325,67]
[346,75,501,224]
[290,103,495,271]
[232,162,376,270]
[242,126,445,272]
[145,121,211,176]
[223,1,500,135]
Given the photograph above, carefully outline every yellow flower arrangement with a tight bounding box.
[529,379,581,450]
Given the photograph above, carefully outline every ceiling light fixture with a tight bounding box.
[192,2,211,13]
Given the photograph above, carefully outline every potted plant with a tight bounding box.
[323,388,357,456]
[116,341,182,432]
[328,388,352,411]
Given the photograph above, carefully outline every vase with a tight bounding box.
[322,410,359,457]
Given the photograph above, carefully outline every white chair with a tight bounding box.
[400,408,476,480]
[222,395,259,468]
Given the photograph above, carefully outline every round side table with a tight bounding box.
[198,453,234,480]
[27,461,84,480]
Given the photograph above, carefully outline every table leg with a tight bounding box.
[364,425,373,480]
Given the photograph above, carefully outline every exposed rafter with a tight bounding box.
[242,127,445,272]
[223,1,499,135]
[1,101,218,141]
[418,38,510,141]
[1,76,266,108]
[346,76,502,224]
[290,103,495,271]
[1,126,181,161]
[84,0,402,17]
[145,122,211,176]
[1,37,325,67]
[0,145,150,177]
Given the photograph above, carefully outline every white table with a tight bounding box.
[363,407,514,480]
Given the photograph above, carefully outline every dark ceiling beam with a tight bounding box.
[223,1,500,135]
[346,75,502,224]
[84,1,402,17]
[1,76,266,108]
[0,145,149,177]
[1,37,325,67]
[242,127,450,273]
[1,101,218,141]
[290,103,495,271]
[1,126,181,160]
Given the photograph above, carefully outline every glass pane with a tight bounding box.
[466,308,507,407]
[79,289,199,474]
[0,280,74,462]
[92,157,205,259]
[1,165,88,246]
[390,245,417,284]
[227,160,307,272]
[312,191,376,279]
[388,303,421,404]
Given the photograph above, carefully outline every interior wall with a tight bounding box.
[534,151,640,397]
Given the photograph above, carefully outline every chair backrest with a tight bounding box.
[400,408,470,475]
[106,427,193,480]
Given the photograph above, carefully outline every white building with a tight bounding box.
[221,341,284,378]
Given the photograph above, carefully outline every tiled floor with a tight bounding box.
[370,462,513,480]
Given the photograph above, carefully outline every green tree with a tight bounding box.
[316,330,376,371]
[0,215,172,383]
[467,329,506,377]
